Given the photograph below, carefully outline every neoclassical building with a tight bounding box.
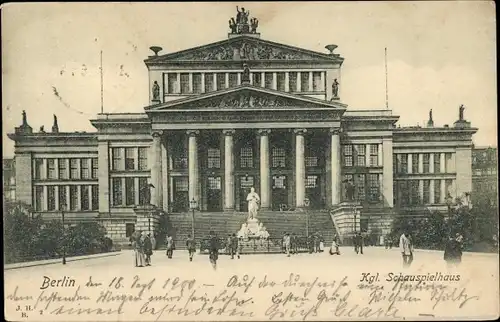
[8,12,477,244]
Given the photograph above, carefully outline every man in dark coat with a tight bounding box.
[444,233,463,268]
[230,233,240,259]
[308,235,314,254]
[354,232,364,255]
[186,234,196,262]
[208,231,219,270]
[144,233,153,266]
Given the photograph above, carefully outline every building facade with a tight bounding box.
[3,158,16,203]
[8,13,477,243]
[472,146,498,207]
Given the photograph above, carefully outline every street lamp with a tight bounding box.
[304,197,310,237]
[446,193,454,216]
[61,204,67,265]
[189,199,197,239]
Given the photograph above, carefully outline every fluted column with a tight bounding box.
[382,138,394,207]
[187,130,200,204]
[429,179,435,204]
[294,129,307,208]
[224,130,235,211]
[259,129,271,210]
[330,128,341,205]
[151,131,163,207]
[407,154,413,174]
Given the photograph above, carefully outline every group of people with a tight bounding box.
[282,232,325,257]
[225,234,241,259]
[131,231,156,268]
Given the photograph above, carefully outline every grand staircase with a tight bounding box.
[162,210,337,250]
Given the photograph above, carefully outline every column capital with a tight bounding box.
[186,130,200,137]
[329,128,341,135]
[152,130,163,138]
[223,129,235,136]
[258,129,271,136]
[293,128,307,135]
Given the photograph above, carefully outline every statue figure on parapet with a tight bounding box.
[246,187,260,220]
[230,6,257,34]
[242,63,251,83]
[459,104,465,121]
[332,78,340,98]
[236,6,250,24]
[22,110,28,126]
[250,17,259,34]
[152,81,160,101]
[229,18,237,33]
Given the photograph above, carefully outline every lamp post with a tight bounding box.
[304,197,310,237]
[446,193,453,217]
[61,204,67,265]
[189,199,197,239]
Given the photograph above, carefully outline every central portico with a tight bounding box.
[146,84,346,213]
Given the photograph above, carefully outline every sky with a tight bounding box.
[1,2,497,157]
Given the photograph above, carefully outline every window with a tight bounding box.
[272,147,286,168]
[445,179,453,196]
[208,177,221,190]
[34,159,43,179]
[112,148,123,171]
[343,174,354,200]
[423,153,430,173]
[207,148,221,169]
[167,73,178,94]
[434,153,441,173]
[277,72,286,91]
[356,174,366,201]
[35,186,43,211]
[139,178,149,205]
[126,223,135,238]
[175,177,189,192]
[252,73,262,86]
[411,154,419,173]
[240,146,254,168]
[125,178,135,206]
[58,159,67,179]
[45,159,56,179]
[81,159,90,179]
[81,185,90,210]
[409,180,419,205]
[58,186,67,210]
[356,145,366,167]
[423,180,430,204]
[70,186,78,211]
[272,176,285,189]
[204,73,214,92]
[289,72,297,91]
[173,143,188,169]
[399,154,408,174]
[91,158,99,179]
[92,186,99,210]
[312,72,322,91]
[343,145,353,167]
[300,72,309,91]
[445,153,453,172]
[368,174,380,201]
[216,73,225,90]
[399,181,409,206]
[306,175,318,188]
[125,148,135,170]
[432,179,440,204]
[192,73,202,93]
[112,178,123,206]
[370,144,378,166]
[138,148,148,171]
[229,73,238,88]
[265,72,273,89]
[180,73,190,93]
[47,186,55,211]
[70,159,79,179]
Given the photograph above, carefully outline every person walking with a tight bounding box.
[329,234,341,255]
[144,233,153,266]
[186,234,196,262]
[166,234,174,259]
[290,233,297,254]
[284,233,291,257]
[281,232,286,253]
[399,230,413,268]
[307,235,314,254]
[314,233,320,253]
[354,232,364,254]
[208,231,219,270]
[226,234,232,255]
[444,233,463,269]
[134,231,145,267]
[230,233,240,259]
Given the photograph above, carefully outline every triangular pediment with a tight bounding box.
[145,85,347,112]
[145,36,343,63]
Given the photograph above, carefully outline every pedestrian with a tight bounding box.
[186,234,196,262]
[354,232,364,254]
[144,233,153,266]
[284,233,291,257]
[444,233,463,269]
[208,231,219,270]
[290,233,296,254]
[314,233,320,253]
[166,234,174,259]
[134,231,145,267]
[399,230,413,268]
[226,234,232,255]
[329,236,340,255]
[151,234,157,250]
[282,231,286,253]
[308,235,314,254]
[230,233,240,259]
[318,233,325,252]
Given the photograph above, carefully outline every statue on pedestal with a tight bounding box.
[250,18,259,33]
[242,63,251,83]
[332,79,339,98]
[246,187,260,220]
[22,110,28,126]
[229,18,237,33]
[52,114,59,133]
[238,222,249,239]
[459,104,465,121]
[152,81,160,101]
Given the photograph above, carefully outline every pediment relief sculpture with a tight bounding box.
[174,40,317,61]
[189,93,311,109]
